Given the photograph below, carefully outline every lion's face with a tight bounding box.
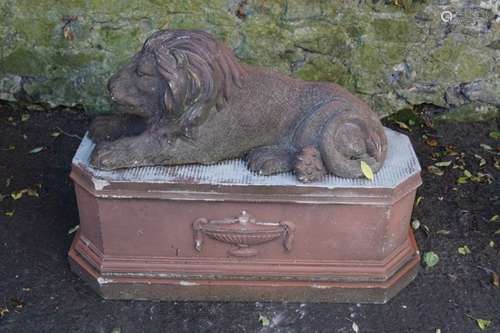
[106,30,246,133]
[107,51,165,120]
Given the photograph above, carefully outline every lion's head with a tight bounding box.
[107,30,246,129]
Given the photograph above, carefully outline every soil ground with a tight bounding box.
[0,104,499,333]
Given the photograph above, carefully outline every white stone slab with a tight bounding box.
[73,128,420,189]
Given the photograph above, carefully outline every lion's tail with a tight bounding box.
[319,111,388,178]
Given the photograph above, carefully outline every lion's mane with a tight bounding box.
[142,30,247,126]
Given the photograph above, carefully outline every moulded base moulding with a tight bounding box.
[68,231,420,303]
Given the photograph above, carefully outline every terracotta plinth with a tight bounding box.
[69,128,421,303]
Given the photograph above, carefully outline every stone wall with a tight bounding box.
[0,0,498,120]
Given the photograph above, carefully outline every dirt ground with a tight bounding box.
[0,104,499,333]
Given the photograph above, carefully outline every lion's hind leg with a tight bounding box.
[246,145,295,176]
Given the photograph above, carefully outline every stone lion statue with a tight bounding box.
[90,29,387,182]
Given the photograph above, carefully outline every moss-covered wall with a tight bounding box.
[0,0,498,120]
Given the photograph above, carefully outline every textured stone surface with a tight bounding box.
[0,0,498,120]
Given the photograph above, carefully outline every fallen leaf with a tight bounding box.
[63,25,74,40]
[411,219,420,230]
[480,144,492,151]
[435,161,452,167]
[11,189,28,200]
[423,251,439,268]
[490,215,499,223]
[360,161,374,180]
[21,114,30,122]
[489,131,500,140]
[415,196,423,207]
[425,138,439,147]
[496,229,500,235]
[258,314,270,327]
[422,224,431,236]
[427,165,444,176]
[489,240,495,248]
[51,132,61,138]
[458,245,471,255]
[395,121,410,131]
[68,225,79,235]
[5,210,15,217]
[0,194,5,202]
[27,189,39,197]
[464,170,473,178]
[476,318,492,330]
[457,176,469,184]
[492,272,500,288]
[29,146,44,154]
[436,229,450,235]
[0,307,9,317]
[352,321,359,333]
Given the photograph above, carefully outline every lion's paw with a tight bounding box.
[246,146,293,176]
[294,146,327,183]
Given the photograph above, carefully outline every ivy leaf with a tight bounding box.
[476,319,492,330]
[423,251,439,268]
[11,189,28,200]
[360,161,374,180]
[458,245,471,255]
[489,131,500,140]
[258,314,270,327]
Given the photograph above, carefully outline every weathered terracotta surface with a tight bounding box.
[89,29,387,182]
[69,129,421,303]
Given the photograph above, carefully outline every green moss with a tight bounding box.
[295,56,355,90]
[351,42,385,94]
[372,18,412,42]
[0,48,48,76]
[424,38,491,82]
[292,23,350,58]
[238,15,291,70]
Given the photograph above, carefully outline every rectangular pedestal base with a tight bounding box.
[69,129,422,303]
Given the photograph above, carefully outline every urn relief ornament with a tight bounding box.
[89,29,388,182]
